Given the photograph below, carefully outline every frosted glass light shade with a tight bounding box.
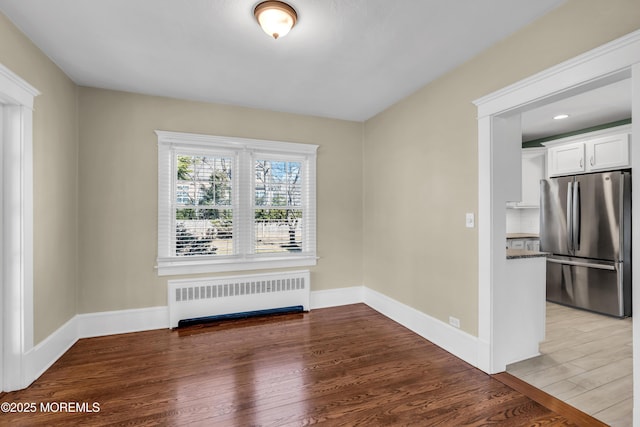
[254,1,297,39]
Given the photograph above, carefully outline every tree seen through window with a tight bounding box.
[175,155,232,256]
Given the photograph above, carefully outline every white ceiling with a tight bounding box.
[521,78,632,142]
[0,0,566,122]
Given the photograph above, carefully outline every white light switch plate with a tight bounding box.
[465,213,475,228]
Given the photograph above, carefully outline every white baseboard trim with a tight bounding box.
[24,316,78,390]
[23,306,169,390]
[310,286,365,309]
[363,287,479,368]
[23,287,480,390]
[77,306,169,339]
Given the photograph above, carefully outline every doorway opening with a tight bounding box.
[474,30,640,424]
[504,82,633,423]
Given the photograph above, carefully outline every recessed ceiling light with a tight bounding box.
[553,114,569,120]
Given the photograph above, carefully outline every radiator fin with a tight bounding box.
[173,277,306,303]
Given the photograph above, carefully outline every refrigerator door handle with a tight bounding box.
[573,181,581,251]
[566,181,573,251]
[547,258,616,271]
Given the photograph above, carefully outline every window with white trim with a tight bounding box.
[155,131,318,275]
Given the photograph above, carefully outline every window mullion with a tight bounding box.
[235,150,253,256]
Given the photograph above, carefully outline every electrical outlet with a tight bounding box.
[449,316,460,328]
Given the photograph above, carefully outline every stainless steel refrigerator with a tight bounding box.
[540,170,631,317]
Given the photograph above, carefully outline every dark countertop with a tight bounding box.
[506,233,539,239]
[506,249,548,259]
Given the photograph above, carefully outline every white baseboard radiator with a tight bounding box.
[167,270,310,328]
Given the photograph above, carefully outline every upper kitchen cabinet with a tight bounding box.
[519,148,546,207]
[546,142,584,176]
[586,133,630,172]
[544,125,631,177]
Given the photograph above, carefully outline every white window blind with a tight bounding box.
[254,158,302,253]
[155,131,318,275]
[175,154,233,256]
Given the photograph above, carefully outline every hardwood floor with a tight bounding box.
[0,304,599,426]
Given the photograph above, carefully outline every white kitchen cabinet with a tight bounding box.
[546,130,630,177]
[586,133,630,171]
[506,237,540,251]
[525,239,540,252]
[503,256,546,363]
[547,142,585,176]
[519,148,546,207]
[508,239,525,249]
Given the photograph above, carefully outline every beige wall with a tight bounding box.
[0,14,79,344]
[2,0,640,345]
[363,0,640,336]
[77,88,363,313]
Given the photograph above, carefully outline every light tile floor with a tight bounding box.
[507,302,632,427]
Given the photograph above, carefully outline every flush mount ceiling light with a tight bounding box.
[254,1,297,39]
[553,114,570,120]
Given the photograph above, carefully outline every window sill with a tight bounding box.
[156,254,318,276]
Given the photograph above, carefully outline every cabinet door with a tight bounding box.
[586,133,630,171]
[520,149,545,206]
[548,142,585,177]
[525,239,540,251]
[510,239,525,249]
